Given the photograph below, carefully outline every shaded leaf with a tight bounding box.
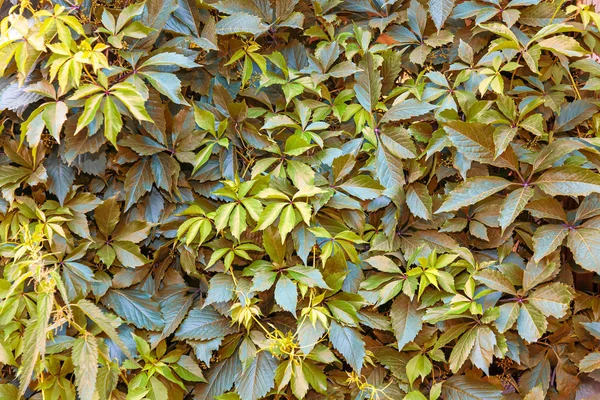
[390,294,424,351]
[103,290,164,331]
[329,321,365,372]
[437,177,512,213]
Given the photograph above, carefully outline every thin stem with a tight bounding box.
[549,0,566,24]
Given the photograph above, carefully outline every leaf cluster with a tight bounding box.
[1,0,600,399]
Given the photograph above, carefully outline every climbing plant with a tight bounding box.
[1,0,600,398]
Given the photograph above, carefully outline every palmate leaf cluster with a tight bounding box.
[2,0,600,398]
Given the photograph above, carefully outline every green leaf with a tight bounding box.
[474,269,516,295]
[566,227,600,273]
[537,35,588,57]
[523,258,559,292]
[124,158,154,211]
[526,197,568,222]
[263,226,285,264]
[532,225,568,262]
[44,152,74,205]
[523,385,544,400]
[499,186,534,232]
[531,138,589,173]
[75,93,104,134]
[112,241,149,268]
[293,224,316,265]
[150,288,194,348]
[0,384,18,399]
[140,52,199,69]
[302,360,327,394]
[364,255,401,273]
[329,321,365,372]
[493,127,518,160]
[449,327,476,373]
[444,121,517,170]
[104,96,123,146]
[72,335,99,400]
[142,71,187,104]
[22,107,45,148]
[553,100,598,133]
[262,115,298,130]
[406,354,432,384]
[0,166,30,188]
[429,0,456,30]
[175,305,236,340]
[297,318,326,355]
[194,104,216,134]
[278,204,296,241]
[76,299,132,360]
[215,202,236,233]
[354,53,381,112]
[495,302,519,333]
[381,99,437,123]
[390,294,423,351]
[215,13,269,36]
[255,202,287,231]
[94,196,121,238]
[339,175,385,200]
[437,177,512,213]
[528,282,572,318]
[274,275,297,316]
[380,126,418,159]
[469,326,496,375]
[535,166,600,197]
[582,322,600,340]
[328,60,361,78]
[97,245,115,266]
[151,152,179,191]
[129,0,178,48]
[206,274,236,305]
[70,84,105,100]
[287,266,330,289]
[18,292,52,396]
[406,182,433,220]
[405,390,428,400]
[290,362,309,398]
[375,140,406,190]
[195,356,242,400]
[236,351,278,400]
[517,303,547,343]
[42,101,68,142]
[230,204,248,240]
[114,221,152,242]
[102,289,164,331]
[441,375,503,400]
[519,357,551,394]
[214,394,241,400]
[0,339,16,366]
[174,355,207,382]
[115,1,146,32]
[110,83,153,122]
[580,352,600,373]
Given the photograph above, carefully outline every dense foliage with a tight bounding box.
[3,0,600,398]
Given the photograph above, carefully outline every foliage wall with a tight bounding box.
[3,0,600,399]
